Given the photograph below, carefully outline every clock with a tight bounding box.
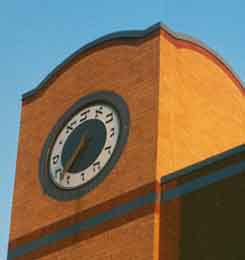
[39,91,129,201]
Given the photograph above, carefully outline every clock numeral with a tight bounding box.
[95,107,103,118]
[54,168,61,179]
[66,175,71,185]
[110,128,115,138]
[81,172,85,181]
[80,110,90,123]
[104,146,112,155]
[52,154,60,165]
[105,112,113,124]
[54,168,62,179]
[66,121,77,134]
[93,161,101,172]
[60,172,65,182]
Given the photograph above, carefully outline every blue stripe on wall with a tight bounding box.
[163,161,245,201]
[8,192,156,259]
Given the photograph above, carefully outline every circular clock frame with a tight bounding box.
[39,91,130,201]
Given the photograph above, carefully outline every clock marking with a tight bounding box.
[80,109,90,123]
[54,168,62,179]
[95,110,103,118]
[52,154,60,165]
[66,175,71,184]
[66,121,77,134]
[93,161,101,172]
[81,173,85,181]
[110,128,115,138]
[58,169,64,182]
[104,146,112,155]
[105,112,113,124]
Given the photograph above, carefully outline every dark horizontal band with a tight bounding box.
[8,182,156,260]
[163,160,245,201]
[162,144,245,201]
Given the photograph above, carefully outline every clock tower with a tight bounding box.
[8,23,245,260]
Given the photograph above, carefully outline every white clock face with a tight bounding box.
[49,103,120,189]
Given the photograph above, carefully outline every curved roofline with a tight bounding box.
[159,23,244,95]
[22,22,244,101]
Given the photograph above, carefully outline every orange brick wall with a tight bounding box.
[157,30,245,180]
[9,24,245,260]
[40,213,154,260]
[10,32,160,260]
[154,29,245,260]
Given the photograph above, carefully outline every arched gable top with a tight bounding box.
[22,22,244,103]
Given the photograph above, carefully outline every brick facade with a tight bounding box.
[9,24,245,259]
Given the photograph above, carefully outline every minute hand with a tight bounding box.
[63,135,87,174]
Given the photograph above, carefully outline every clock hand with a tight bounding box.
[61,134,88,179]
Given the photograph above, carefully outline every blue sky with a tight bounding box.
[0,1,244,259]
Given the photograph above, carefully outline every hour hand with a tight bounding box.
[62,135,88,177]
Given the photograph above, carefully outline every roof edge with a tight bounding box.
[22,22,244,101]
[161,144,245,184]
[22,22,162,101]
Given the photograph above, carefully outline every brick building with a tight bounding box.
[8,23,245,260]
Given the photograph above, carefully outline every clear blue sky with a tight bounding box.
[0,1,244,259]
